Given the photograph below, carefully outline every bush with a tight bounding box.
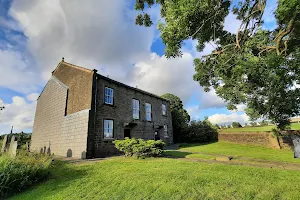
[0,152,52,198]
[232,121,242,128]
[181,120,218,143]
[113,138,165,158]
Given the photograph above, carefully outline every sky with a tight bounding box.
[0,0,277,134]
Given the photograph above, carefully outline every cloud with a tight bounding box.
[224,12,241,34]
[0,95,37,134]
[9,0,158,82]
[26,93,39,102]
[186,105,201,121]
[229,104,247,113]
[198,88,227,109]
[0,49,41,94]
[130,52,197,103]
[208,113,249,125]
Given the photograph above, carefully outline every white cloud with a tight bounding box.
[198,88,227,109]
[130,52,197,103]
[0,49,41,94]
[0,1,249,134]
[26,93,39,102]
[208,113,249,125]
[224,12,241,34]
[0,95,37,134]
[9,0,157,82]
[229,104,247,113]
[186,105,201,121]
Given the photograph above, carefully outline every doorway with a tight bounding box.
[154,131,160,141]
[124,129,131,138]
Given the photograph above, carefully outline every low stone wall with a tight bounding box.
[218,131,280,149]
[219,130,300,149]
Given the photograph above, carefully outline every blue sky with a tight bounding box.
[0,0,277,134]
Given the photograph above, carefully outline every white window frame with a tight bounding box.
[132,99,140,119]
[162,104,166,116]
[104,87,114,105]
[145,103,152,121]
[164,125,168,137]
[104,119,113,138]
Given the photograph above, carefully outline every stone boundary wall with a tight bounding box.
[219,130,300,149]
[31,76,90,158]
[218,132,280,149]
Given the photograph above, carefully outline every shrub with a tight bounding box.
[0,152,52,198]
[181,120,218,143]
[113,138,165,158]
[232,121,242,128]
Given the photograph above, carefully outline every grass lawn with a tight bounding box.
[221,122,300,132]
[179,141,299,163]
[10,157,300,200]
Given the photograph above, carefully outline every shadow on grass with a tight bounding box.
[162,150,193,158]
[179,140,218,149]
[9,160,89,199]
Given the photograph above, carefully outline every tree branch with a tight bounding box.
[276,13,297,55]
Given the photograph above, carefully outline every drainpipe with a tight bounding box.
[91,70,98,158]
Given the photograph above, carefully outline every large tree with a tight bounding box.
[161,93,190,143]
[135,0,300,130]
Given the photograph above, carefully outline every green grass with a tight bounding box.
[164,150,216,160]
[221,122,300,132]
[10,157,300,200]
[180,141,299,163]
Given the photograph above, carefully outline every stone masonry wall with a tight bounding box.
[219,130,300,149]
[219,131,280,149]
[31,76,90,158]
[52,61,94,115]
[92,75,173,157]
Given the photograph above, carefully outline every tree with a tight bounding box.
[185,120,218,143]
[161,93,190,143]
[232,121,242,128]
[135,0,300,131]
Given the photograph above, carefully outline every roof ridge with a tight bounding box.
[52,58,94,74]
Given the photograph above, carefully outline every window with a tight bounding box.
[104,87,113,105]
[145,103,152,121]
[162,104,166,116]
[104,120,113,138]
[164,125,168,137]
[132,99,140,119]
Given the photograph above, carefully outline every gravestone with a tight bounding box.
[1,135,8,153]
[8,135,19,157]
[291,135,300,158]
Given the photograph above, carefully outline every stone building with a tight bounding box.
[31,60,173,158]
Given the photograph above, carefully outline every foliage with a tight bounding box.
[10,146,300,200]
[135,0,300,131]
[232,121,242,128]
[113,138,165,158]
[0,152,52,198]
[181,120,218,143]
[161,93,190,143]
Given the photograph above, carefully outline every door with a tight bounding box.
[124,129,131,138]
[154,131,160,141]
